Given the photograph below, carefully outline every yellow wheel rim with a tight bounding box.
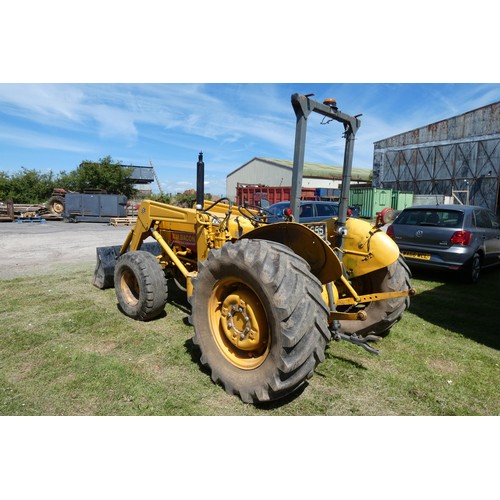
[53,201,64,214]
[120,269,140,306]
[208,277,270,370]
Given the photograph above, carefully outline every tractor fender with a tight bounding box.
[240,222,342,284]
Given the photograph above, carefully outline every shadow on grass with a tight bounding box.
[183,337,310,409]
[409,265,500,350]
[166,278,191,315]
[324,351,368,370]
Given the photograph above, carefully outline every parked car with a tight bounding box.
[266,200,340,223]
[386,204,500,283]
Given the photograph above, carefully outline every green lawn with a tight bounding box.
[1,263,499,415]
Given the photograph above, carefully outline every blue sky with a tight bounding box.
[1,83,499,197]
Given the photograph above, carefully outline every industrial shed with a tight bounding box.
[226,157,371,202]
[372,102,500,214]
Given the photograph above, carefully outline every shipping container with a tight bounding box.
[314,188,341,201]
[64,193,128,222]
[236,184,316,206]
[349,188,393,218]
[391,191,414,211]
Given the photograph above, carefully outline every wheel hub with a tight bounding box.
[220,292,266,351]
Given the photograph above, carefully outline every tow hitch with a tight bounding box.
[333,331,382,355]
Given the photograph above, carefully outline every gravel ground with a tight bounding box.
[0,220,133,279]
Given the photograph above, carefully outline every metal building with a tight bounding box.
[226,157,371,202]
[372,102,500,214]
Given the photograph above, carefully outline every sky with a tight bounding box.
[1,82,500,198]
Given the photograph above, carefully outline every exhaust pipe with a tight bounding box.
[196,151,204,207]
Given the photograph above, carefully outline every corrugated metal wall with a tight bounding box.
[372,102,500,213]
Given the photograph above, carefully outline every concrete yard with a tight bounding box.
[0,220,133,279]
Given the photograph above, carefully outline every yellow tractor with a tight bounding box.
[93,93,414,404]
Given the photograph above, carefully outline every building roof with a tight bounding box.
[228,157,372,182]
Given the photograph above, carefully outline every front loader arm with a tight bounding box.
[121,200,199,253]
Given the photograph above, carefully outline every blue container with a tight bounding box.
[64,193,127,222]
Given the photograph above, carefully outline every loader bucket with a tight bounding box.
[92,241,163,289]
[93,245,122,289]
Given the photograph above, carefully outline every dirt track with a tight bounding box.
[0,220,132,279]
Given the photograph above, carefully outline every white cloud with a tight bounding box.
[0,124,94,154]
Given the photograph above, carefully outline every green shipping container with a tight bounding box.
[391,191,414,211]
[349,188,393,218]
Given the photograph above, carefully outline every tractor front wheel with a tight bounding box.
[190,239,330,404]
[114,251,168,321]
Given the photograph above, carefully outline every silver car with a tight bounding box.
[387,204,500,283]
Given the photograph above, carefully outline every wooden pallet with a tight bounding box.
[17,217,47,224]
[109,217,137,226]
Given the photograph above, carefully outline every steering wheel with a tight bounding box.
[238,204,274,224]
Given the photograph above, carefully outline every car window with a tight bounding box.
[488,211,500,229]
[316,204,338,217]
[475,209,493,229]
[396,209,463,228]
[299,204,313,218]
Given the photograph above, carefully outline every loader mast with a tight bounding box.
[290,93,361,255]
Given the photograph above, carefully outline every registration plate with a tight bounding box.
[402,251,431,261]
[305,223,327,240]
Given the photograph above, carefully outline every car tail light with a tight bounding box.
[386,225,395,239]
[450,230,472,246]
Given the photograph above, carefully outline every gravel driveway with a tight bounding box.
[0,221,133,279]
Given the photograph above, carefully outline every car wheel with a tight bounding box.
[461,252,481,284]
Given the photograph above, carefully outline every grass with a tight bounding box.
[1,263,499,416]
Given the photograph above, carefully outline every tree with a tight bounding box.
[175,189,197,208]
[1,168,55,204]
[0,171,10,201]
[58,156,136,197]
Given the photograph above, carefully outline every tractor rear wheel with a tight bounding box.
[340,256,412,337]
[114,251,168,321]
[47,195,65,215]
[190,239,330,404]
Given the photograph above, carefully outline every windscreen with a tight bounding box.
[395,209,464,228]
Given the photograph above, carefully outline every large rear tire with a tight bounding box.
[190,239,330,404]
[47,195,65,215]
[340,256,412,337]
[114,251,168,321]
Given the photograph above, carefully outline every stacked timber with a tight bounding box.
[109,217,138,226]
